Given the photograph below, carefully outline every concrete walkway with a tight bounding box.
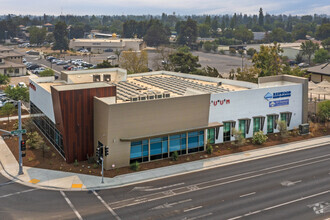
[0,135,329,191]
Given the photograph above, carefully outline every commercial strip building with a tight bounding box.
[0,46,26,76]
[69,37,145,53]
[29,68,308,169]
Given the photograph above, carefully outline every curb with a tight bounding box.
[0,136,329,191]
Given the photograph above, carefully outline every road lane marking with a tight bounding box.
[111,157,330,209]
[92,190,121,220]
[131,182,185,192]
[184,206,203,212]
[227,189,330,220]
[60,191,83,220]
[0,189,37,198]
[183,212,213,220]
[239,192,256,198]
[151,199,192,210]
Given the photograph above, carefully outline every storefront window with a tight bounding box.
[223,122,231,142]
[207,128,215,144]
[267,115,274,133]
[239,120,246,138]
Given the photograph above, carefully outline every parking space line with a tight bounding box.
[184,206,203,213]
[92,190,121,220]
[60,191,83,220]
[239,192,256,198]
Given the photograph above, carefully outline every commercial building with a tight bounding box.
[29,68,308,169]
[69,36,145,53]
[0,46,26,76]
[307,63,330,83]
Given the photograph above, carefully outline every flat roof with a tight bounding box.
[52,82,112,91]
[72,38,143,43]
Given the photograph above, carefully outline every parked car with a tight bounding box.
[107,55,116,60]
[18,82,27,88]
[27,64,40,70]
[56,60,68,65]
[104,48,113,52]
[33,67,46,74]
[46,56,56,61]
[51,59,59,64]
[0,99,18,108]
[298,62,309,68]
[63,64,71,70]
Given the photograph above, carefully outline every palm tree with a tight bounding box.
[300,40,319,65]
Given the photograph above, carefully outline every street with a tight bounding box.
[0,144,329,220]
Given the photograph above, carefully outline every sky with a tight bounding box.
[1,0,330,16]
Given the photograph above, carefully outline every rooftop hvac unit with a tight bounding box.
[147,93,155,100]
[103,74,111,82]
[299,123,309,135]
[139,95,147,101]
[130,96,139,102]
[217,82,222,86]
[93,75,101,82]
[155,92,163,99]
[163,92,170,98]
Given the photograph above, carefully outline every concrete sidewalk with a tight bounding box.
[0,135,329,191]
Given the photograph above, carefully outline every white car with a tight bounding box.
[33,67,45,74]
[18,82,27,88]
[107,55,116,60]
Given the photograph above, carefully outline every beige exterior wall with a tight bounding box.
[311,74,330,83]
[0,66,26,76]
[94,94,211,169]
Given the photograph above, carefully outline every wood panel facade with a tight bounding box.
[51,85,116,163]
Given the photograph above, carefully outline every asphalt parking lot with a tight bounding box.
[25,50,252,78]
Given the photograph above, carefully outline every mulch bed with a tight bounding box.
[1,119,329,178]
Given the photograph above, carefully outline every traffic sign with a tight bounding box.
[11,129,27,135]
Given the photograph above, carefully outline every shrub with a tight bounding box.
[252,131,268,145]
[73,159,79,167]
[93,163,99,169]
[317,100,330,122]
[232,128,245,146]
[277,120,288,138]
[27,131,44,150]
[206,144,213,154]
[130,161,140,171]
[39,69,54,77]
[171,151,178,161]
[87,154,95,164]
[219,49,225,55]
[229,48,236,55]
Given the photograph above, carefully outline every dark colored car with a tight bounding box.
[63,64,71,70]
[27,64,40,70]
[104,48,113,52]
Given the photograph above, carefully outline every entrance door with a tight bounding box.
[267,115,274,133]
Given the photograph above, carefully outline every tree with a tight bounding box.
[0,103,16,125]
[268,28,290,42]
[316,23,330,40]
[4,86,29,102]
[313,49,330,64]
[203,41,213,52]
[0,74,10,85]
[28,26,47,45]
[258,8,264,27]
[45,33,55,43]
[169,50,201,74]
[52,21,69,53]
[120,50,148,74]
[177,17,198,47]
[235,66,259,83]
[300,40,319,65]
[247,48,257,57]
[252,42,283,76]
[321,38,330,51]
[39,69,54,77]
[234,26,253,43]
[144,24,169,47]
[198,24,211,38]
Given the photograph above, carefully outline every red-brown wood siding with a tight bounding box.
[51,86,116,163]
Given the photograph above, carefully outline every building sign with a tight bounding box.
[269,99,289,108]
[264,91,291,101]
[210,99,230,107]
[29,82,36,91]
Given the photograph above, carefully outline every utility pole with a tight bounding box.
[18,100,23,175]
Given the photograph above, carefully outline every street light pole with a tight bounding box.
[18,100,23,175]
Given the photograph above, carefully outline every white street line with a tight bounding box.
[0,180,15,186]
[292,180,302,184]
[227,189,330,220]
[92,190,121,220]
[0,188,37,198]
[60,191,83,220]
[184,212,213,220]
[110,154,330,209]
[239,192,256,198]
[184,206,203,212]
